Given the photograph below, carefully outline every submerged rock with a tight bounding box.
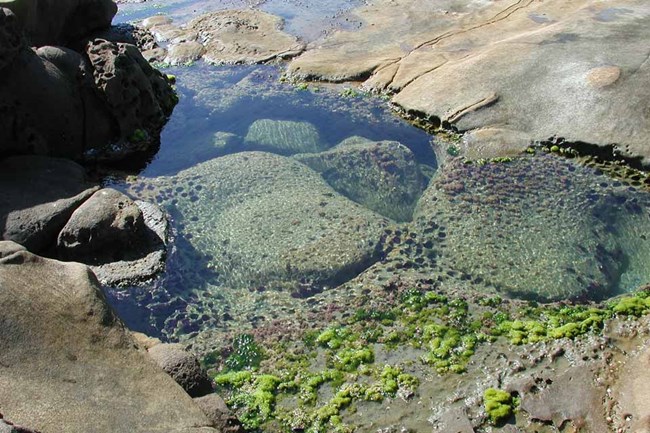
[295,137,427,221]
[0,242,217,432]
[141,152,389,295]
[413,155,650,301]
[245,119,323,155]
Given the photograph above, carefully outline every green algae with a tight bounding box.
[483,388,518,424]
[207,289,650,431]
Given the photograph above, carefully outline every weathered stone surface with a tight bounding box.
[244,119,323,155]
[613,343,650,432]
[1,0,117,46]
[165,41,205,66]
[84,39,177,161]
[295,137,426,221]
[70,197,169,286]
[148,343,214,398]
[289,0,650,162]
[57,188,147,262]
[0,156,98,254]
[188,9,304,64]
[512,366,609,432]
[0,242,217,432]
[136,152,389,295]
[413,155,650,301]
[194,394,245,433]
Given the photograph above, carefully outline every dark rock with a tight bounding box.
[84,39,177,161]
[0,9,22,72]
[2,0,117,46]
[0,156,98,254]
[194,394,245,432]
[57,188,147,263]
[148,343,214,398]
[0,47,85,158]
[0,242,217,432]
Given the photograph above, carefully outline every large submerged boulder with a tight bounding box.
[413,155,650,301]
[0,241,217,433]
[295,137,427,221]
[135,152,389,295]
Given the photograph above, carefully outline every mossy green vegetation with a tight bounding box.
[207,289,650,431]
[483,388,519,424]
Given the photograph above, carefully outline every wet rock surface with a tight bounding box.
[135,151,389,295]
[193,394,245,433]
[295,137,426,222]
[289,0,650,162]
[189,9,304,64]
[413,155,650,301]
[0,242,217,433]
[244,118,323,155]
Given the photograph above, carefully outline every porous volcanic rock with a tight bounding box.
[0,241,217,433]
[84,38,177,161]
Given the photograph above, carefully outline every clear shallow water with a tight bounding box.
[115,0,363,42]
[106,1,650,348]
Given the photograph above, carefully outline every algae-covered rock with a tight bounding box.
[413,155,650,301]
[141,152,388,295]
[295,137,426,221]
[244,119,323,155]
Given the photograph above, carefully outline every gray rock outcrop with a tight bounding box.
[0,241,217,433]
[1,156,168,285]
[0,156,98,253]
[289,0,650,163]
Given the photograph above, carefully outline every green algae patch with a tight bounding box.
[483,388,518,424]
[207,289,650,431]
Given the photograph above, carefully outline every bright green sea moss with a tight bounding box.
[207,289,650,432]
[483,388,518,424]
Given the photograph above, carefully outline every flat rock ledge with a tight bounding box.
[288,0,650,163]
[142,9,304,65]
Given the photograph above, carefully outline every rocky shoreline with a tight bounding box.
[1,0,650,432]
